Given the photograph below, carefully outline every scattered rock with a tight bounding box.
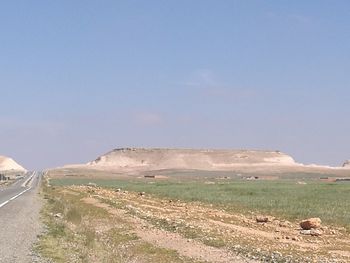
[300,229,322,236]
[88,190,95,195]
[300,230,311,235]
[115,188,121,192]
[279,221,291,228]
[256,216,269,223]
[300,218,321,230]
[54,213,63,219]
[310,229,323,236]
[297,181,307,185]
[330,230,337,235]
[87,182,97,187]
[139,192,146,197]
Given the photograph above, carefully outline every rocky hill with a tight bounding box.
[86,148,298,171]
[343,160,350,168]
[0,155,26,172]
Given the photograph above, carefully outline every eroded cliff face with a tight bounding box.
[343,160,350,168]
[87,148,297,171]
[0,155,26,172]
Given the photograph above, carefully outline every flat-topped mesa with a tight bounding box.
[87,148,297,171]
[0,155,26,172]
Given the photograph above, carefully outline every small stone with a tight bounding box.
[300,218,322,230]
[300,230,311,235]
[54,213,63,219]
[279,221,291,228]
[310,229,323,236]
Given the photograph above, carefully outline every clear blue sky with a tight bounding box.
[0,1,349,169]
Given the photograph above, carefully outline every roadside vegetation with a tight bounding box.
[36,180,201,263]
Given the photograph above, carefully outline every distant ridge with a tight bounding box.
[0,155,26,172]
[86,148,298,171]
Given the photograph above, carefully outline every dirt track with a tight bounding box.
[83,196,253,263]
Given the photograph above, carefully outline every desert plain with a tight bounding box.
[18,148,349,263]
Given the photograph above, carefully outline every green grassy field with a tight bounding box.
[51,177,350,229]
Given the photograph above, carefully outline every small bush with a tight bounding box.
[66,207,82,225]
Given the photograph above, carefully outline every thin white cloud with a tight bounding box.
[266,11,313,27]
[0,117,66,137]
[183,69,217,88]
[287,14,312,25]
[133,112,163,126]
[182,69,257,101]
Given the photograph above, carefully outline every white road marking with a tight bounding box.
[0,172,37,209]
[21,172,36,188]
[0,200,10,208]
[9,188,31,201]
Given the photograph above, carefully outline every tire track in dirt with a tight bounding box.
[82,197,255,263]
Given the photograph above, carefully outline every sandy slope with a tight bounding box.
[0,156,26,172]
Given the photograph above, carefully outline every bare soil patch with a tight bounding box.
[82,196,251,263]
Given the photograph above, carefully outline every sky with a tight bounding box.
[0,1,349,170]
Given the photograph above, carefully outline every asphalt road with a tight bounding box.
[0,171,44,263]
[0,172,37,207]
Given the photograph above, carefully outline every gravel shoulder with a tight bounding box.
[0,175,45,263]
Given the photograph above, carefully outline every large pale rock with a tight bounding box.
[300,218,322,230]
